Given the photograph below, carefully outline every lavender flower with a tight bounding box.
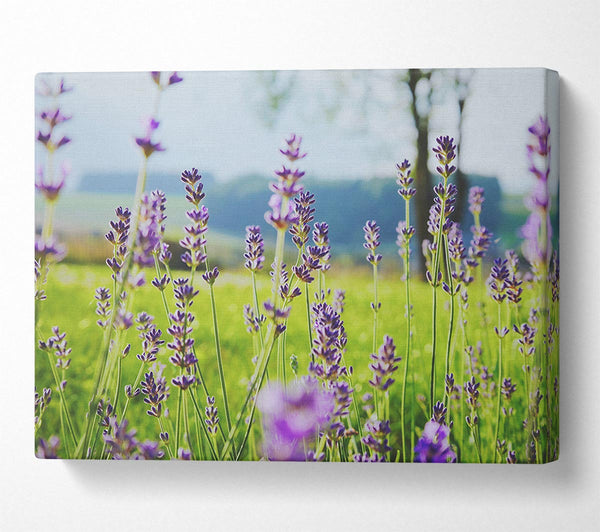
[243,304,263,334]
[363,220,382,265]
[257,379,334,461]
[513,322,537,357]
[396,221,416,263]
[265,134,306,230]
[488,258,509,304]
[35,237,66,264]
[36,436,60,459]
[361,419,392,460]
[368,335,401,392]
[396,159,416,200]
[135,117,164,158]
[172,374,196,390]
[289,191,316,249]
[35,164,67,202]
[103,417,139,459]
[311,222,331,272]
[468,186,485,217]
[414,420,456,463]
[202,266,220,285]
[205,396,219,436]
[140,367,169,418]
[501,378,517,400]
[134,190,166,268]
[94,287,111,328]
[180,169,209,269]
[244,225,265,271]
[136,322,165,363]
[309,301,349,382]
[432,401,447,424]
[432,135,457,179]
[332,289,346,315]
[150,71,183,88]
[38,327,71,370]
[521,116,552,270]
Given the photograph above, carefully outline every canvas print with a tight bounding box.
[34,68,559,462]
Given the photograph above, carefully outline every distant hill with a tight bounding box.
[75,170,503,255]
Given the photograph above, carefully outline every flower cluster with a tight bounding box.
[521,116,552,270]
[265,134,306,230]
[257,379,334,461]
[244,225,265,272]
[309,301,349,382]
[180,168,208,269]
[205,396,219,436]
[414,420,456,463]
[105,206,131,282]
[103,417,164,460]
[38,327,71,371]
[140,368,169,418]
[359,419,392,461]
[289,191,316,249]
[368,335,400,392]
[167,279,199,370]
[363,220,382,266]
[135,190,167,268]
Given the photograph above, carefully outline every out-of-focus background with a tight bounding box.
[35,68,559,272]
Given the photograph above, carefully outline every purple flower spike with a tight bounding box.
[265,193,299,230]
[414,420,456,463]
[432,136,457,179]
[368,335,401,392]
[205,396,219,436]
[488,257,509,304]
[35,237,66,264]
[150,71,184,88]
[279,134,307,162]
[289,191,315,249]
[309,301,349,383]
[257,379,334,461]
[202,266,220,285]
[396,159,416,200]
[140,366,169,418]
[468,186,485,216]
[265,134,306,232]
[36,436,60,459]
[172,374,196,390]
[180,169,209,269]
[36,166,67,202]
[363,220,382,265]
[135,118,164,158]
[244,225,265,272]
[521,116,553,270]
[168,72,183,85]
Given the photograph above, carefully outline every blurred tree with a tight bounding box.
[253,68,474,274]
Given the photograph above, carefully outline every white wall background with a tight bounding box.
[1,1,598,530]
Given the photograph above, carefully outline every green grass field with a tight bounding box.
[35,259,552,462]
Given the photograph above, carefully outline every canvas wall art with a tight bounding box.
[34,68,559,462]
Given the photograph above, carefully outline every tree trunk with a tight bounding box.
[407,70,432,276]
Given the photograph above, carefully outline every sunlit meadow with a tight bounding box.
[34,71,559,463]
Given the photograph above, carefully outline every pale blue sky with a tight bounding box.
[35,68,558,194]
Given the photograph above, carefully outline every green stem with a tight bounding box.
[494,303,503,463]
[158,417,174,459]
[208,282,233,439]
[44,350,77,447]
[188,389,219,460]
[76,157,149,458]
[305,283,314,361]
[372,263,379,355]
[176,387,183,450]
[220,324,277,459]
